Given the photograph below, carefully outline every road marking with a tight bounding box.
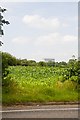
[1,108,80,113]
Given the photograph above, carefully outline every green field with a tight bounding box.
[2,66,78,105]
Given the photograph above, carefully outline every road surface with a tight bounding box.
[2,105,79,118]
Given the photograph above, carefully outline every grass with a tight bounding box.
[2,66,78,105]
[2,86,78,105]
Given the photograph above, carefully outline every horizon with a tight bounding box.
[1,51,78,63]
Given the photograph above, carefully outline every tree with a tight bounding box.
[0,7,10,81]
[0,7,10,46]
[47,61,55,67]
[16,58,21,65]
[27,60,36,66]
[38,61,46,66]
[21,59,28,66]
[2,52,17,77]
[68,57,78,78]
[58,61,67,67]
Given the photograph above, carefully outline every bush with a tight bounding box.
[59,76,65,82]
[63,80,77,91]
[69,76,78,83]
[2,74,18,87]
[38,61,46,66]
[2,74,19,94]
[2,52,17,78]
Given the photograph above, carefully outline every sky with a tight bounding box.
[0,2,78,62]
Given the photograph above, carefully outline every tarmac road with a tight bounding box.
[2,104,79,118]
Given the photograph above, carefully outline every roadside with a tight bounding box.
[2,101,79,110]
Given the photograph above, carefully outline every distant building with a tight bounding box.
[44,58,55,62]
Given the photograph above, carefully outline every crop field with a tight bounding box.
[2,66,78,105]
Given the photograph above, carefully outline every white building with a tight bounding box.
[44,58,55,62]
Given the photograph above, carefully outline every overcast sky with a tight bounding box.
[0,2,78,62]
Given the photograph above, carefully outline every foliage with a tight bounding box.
[27,60,36,66]
[2,52,79,104]
[38,61,47,66]
[0,7,10,46]
[16,58,21,65]
[3,66,78,88]
[20,59,28,66]
[47,61,55,67]
[3,66,78,104]
[55,61,67,67]
[2,52,17,87]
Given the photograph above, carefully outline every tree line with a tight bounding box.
[1,51,72,67]
[1,52,79,72]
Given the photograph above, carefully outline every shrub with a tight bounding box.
[69,76,78,83]
[38,61,46,66]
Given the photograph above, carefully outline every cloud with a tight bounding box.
[22,15,60,29]
[12,36,30,44]
[35,32,61,46]
[11,33,77,62]
[35,33,77,47]
[12,33,77,47]
[62,23,69,27]
[63,35,77,42]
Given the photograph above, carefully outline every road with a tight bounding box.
[2,105,79,118]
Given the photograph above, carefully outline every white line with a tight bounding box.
[1,108,80,113]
